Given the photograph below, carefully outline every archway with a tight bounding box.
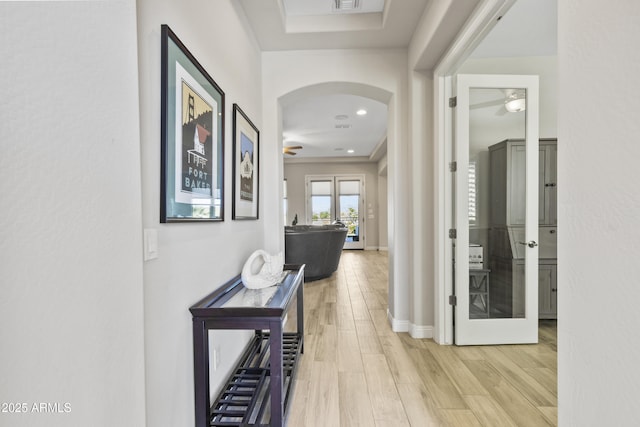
[273,81,407,330]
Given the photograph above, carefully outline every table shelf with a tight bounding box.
[210,332,303,426]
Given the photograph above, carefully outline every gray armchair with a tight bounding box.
[284,225,348,281]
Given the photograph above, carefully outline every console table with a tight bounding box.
[190,265,305,427]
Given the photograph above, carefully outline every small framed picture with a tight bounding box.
[160,25,224,222]
[232,104,259,220]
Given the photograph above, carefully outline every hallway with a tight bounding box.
[286,250,557,426]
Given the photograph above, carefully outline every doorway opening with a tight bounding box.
[433,0,558,345]
[306,174,365,250]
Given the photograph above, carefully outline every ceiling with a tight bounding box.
[237,0,557,160]
[282,0,386,16]
[471,0,557,58]
[283,94,387,159]
[238,0,430,51]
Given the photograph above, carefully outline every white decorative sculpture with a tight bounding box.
[241,250,285,289]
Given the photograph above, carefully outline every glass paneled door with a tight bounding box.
[453,74,540,345]
[336,178,364,249]
[309,179,334,225]
[306,175,365,250]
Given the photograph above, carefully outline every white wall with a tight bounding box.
[408,70,435,335]
[0,2,145,426]
[284,160,380,249]
[558,1,640,424]
[262,49,412,327]
[136,1,264,425]
[377,156,389,250]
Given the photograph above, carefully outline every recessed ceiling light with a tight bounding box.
[356,109,367,116]
[347,149,355,154]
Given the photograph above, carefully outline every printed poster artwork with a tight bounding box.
[181,81,213,196]
[173,61,218,206]
[239,132,254,202]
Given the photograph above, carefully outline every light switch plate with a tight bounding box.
[144,228,158,261]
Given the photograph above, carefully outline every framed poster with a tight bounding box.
[232,104,259,220]
[160,24,224,222]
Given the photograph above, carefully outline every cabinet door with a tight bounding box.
[509,143,556,226]
[538,147,547,224]
[544,145,558,226]
[509,145,526,225]
[538,263,557,318]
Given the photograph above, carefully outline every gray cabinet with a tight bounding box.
[538,261,557,319]
[488,138,557,319]
[509,260,557,320]
[489,139,557,227]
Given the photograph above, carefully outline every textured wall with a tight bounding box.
[0,2,145,426]
[558,0,640,424]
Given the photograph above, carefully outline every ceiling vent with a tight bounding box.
[333,0,361,12]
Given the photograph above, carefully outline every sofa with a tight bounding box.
[284,224,348,281]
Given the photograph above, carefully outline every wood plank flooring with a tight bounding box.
[285,250,557,427]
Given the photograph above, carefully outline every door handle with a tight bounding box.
[518,240,538,248]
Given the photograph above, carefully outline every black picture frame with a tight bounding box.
[232,104,260,220]
[160,24,224,222]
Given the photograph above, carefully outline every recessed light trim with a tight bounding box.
[356,109,367,116]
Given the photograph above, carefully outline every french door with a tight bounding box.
[306,175,365,250]
[453,74,539,345]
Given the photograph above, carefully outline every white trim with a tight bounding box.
[386,309,409,332]
[378,246,389,252]
[364,246,379,251]
[432,0,516,346]
[409,324,434,339]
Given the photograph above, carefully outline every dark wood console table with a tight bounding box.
[189,265,305,427]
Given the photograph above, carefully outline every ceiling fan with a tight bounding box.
[469,89,526,115]
[283,145,303,155]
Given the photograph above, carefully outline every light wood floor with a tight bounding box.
[285,250,557,427]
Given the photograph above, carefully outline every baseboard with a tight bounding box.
[378,246,389,251]
[409,324,434,339]
[386,310,434,338]
[365,246,379,251]
[386,309,409,332]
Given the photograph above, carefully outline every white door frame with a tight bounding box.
[454,73,540,345]
[305,174,366,249]
[305,175,336,225]
[432,0,516,345]
[335,175,366,250]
